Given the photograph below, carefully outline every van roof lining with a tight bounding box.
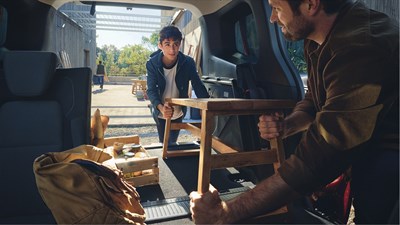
[81,1,175,11]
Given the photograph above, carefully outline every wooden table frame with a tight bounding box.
[131,79,147,95]
[162,98,296,194]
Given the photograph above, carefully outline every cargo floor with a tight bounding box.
[136,145,255,224]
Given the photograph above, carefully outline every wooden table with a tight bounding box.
[162,98,296,194]
[131,79,147,95]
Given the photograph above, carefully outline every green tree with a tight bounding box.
[96,47,106,62]
[118,44,152,76]
[286,40,307,75]
[96,43,153,77]
[141,32,159,52]
[97,45,121,76]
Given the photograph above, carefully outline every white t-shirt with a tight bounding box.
[159,63,183,120]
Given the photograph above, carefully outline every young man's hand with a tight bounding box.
[158,102,174,119]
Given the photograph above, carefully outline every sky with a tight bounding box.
[96,6,161,49]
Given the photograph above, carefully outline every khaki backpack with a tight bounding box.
[33,145,146,224]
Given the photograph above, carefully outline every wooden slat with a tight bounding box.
[126,169,159,187]
[115,157,158,173]
[211,136,239,154]
[269,137,285,164]
[198,110,214,194]
[172,123,238,154]
[163,149,200,158]
[171,122,201,130]
[172,123,202,136]
[166,98,295,111]
[198,109,280,116]
[210,150,278,169]
[162,118,172,159]
[104,135,140,146]
[163,123,202,158]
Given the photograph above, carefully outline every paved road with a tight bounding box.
[91,84,155,126]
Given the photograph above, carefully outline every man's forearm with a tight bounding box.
[223,173,300,223]
[283,111,314,138]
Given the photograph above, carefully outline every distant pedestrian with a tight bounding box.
[146,25,209,143]
[96,60,108,89]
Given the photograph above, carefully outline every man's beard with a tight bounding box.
[280,14,314,41]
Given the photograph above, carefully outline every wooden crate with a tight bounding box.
[113,146,159,187]
[104,135,159,187]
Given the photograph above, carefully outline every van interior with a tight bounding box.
[0,0,398,224]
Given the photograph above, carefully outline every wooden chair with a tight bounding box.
[131,79,147,95]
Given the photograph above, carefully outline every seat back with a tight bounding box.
[0,51,92,223]
[235,63,268,148]
[0,5,9,103]
[0,5,7,61]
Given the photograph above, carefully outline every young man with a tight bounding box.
[190,0,399,224]
[146,25,209,143]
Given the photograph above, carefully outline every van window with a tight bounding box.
[286,40,306,74]
[286,40,307,91]
[234,13,259,61]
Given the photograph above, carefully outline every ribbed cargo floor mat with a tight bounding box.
[142,186,254,223]
[142,196,190,223]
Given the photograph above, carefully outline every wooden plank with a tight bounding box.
[174,123,201,136]
[198,110,214,194]
[210,150,278,169]
[166,98,296,111]
[126,169,159,187]
[269,137,285,164]
[171,122,201,131]
[163,149,200,158]
[115,157,158,173]
[104,135,140,147]
[164,122,202,158]
[269,137,285,172]
[162,118,172,159]
[198,109,285,116]
[172,123,238,154]
[211,136,239,154]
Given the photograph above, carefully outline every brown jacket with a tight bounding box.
[279,1,399,194]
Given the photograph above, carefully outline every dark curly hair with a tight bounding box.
[158,25,183,43]
[286,0,352,15]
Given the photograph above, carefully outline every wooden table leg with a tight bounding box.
[162,118,171,159]
[197,110,214,193]
[269,137,285,171]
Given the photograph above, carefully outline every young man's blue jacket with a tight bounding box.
[146,50,210,118]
